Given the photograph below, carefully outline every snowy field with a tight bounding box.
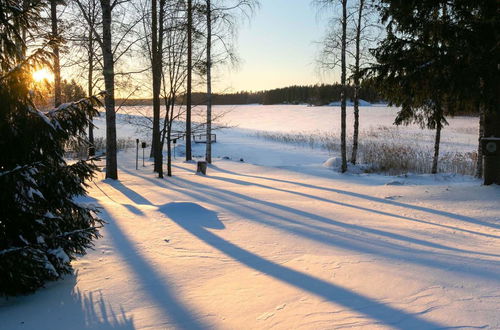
[1,105,499,329]
[103,104,480,172]
[114,104,479,155]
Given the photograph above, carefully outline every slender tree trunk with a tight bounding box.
[185,0,193,161]
[50,0,62,107]
[150,137,155,158]
[101,0,118,180]
[151,0,164,178]
[160,98,169,155]
[340,0,347,173]
[88,26,95,157]
[350,0,363,165]
[205,0,212,164]
[161,97,173,177]
[15,1,28,57]
[167,122,172,177]
[431,116,442,174]
[475,107,484,178]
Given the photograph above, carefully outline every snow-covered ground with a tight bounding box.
[1,105,499,330]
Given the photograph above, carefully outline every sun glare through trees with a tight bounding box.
[32,67,54,83]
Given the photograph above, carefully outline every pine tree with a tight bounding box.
[0,0,103,296]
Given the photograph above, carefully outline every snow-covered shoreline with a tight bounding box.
[1,105,498,330]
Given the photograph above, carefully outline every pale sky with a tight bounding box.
[213,0,335,93]
[60,0,336,97]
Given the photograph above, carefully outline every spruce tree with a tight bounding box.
[368,2,459,174]
[370,0,499,181]
[0,0,103,296]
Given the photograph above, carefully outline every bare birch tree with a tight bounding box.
[74,0,140,179]
[67,0,102,156]
[202,0,258,164]
[315,0,349,172]
[185,0,193,161]
[350,0,363,165]
[205,0,213,163]
[316,0,379,168]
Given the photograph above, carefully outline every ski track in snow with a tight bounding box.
[1,105,499,330]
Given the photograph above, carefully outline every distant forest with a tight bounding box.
[119,83,384,106]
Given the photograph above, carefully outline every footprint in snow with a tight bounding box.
[275,303,286,311]
[385,180,404,186]
[384,195,403,200]
[257,312,275,321]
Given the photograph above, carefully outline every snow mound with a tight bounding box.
[323,157,342,169]
[323,157,368,174]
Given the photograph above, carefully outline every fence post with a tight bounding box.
[136,139,139,170]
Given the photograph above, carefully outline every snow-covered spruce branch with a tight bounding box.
[0,163,42,178]
[0,226,103,257]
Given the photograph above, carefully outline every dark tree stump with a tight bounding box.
[197,161,207,175]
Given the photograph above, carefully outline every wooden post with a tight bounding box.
[136,139,139,170]
[197,161,207,175]
[142,142,147,167]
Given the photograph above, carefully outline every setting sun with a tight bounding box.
[32,68,54,83]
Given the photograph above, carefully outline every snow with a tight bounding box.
[96,105,477,152]
[328,99,372,106]
[1,105,499,329]
[48,248,71,264]
[323,157,368,174]
[25,187,44,200]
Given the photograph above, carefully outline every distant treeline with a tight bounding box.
[189,83,384,105]
[118,83,384,106]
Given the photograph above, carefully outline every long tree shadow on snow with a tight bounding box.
[98,200,206,330]
[0,274,134,330]
[161,202,444,329]
[119,167,500,282]
[208,165,500,232]
[203,175,500,257]
[104,180,152,206]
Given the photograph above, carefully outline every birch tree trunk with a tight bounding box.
[88,21,95,157]
[101,0,118,180]
[350,0,363,165]
[185,0,193,161]
[340,0,348,173]
[205,0,213,164]
[167,120,172,177]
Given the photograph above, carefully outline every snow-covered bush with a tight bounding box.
[0,2,103,296]
[65,137,135,159]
